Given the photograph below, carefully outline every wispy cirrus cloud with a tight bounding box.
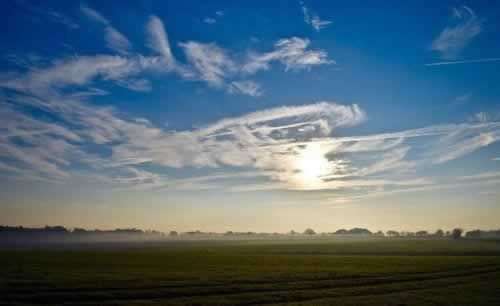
[179,41,237,87]
[300,1,332,32]
[204,17,216,24]
[2,9,333,97]
[0,55,144,93]
[430,6,482,59]
[144,15,333,95]
[426,57,500,66]
[2,68,500,199]
[177,36,333,93]
[229,80,263,97]
[203,10,224,24]
[146,15,176,69]
[431,127,499,164]
[81,4,131,55]
[459,170,500,181]
[242,37,333,74]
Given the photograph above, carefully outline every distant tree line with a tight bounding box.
[384,229,463,239]
[0,225,164,243]
[464,229,500,239]
[2,225,500,243]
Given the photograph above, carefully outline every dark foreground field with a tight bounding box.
[2,239,500,305]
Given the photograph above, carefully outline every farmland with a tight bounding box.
[2,238,500,305]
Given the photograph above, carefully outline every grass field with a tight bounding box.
[2,239,500,305]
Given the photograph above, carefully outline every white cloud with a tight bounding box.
[204,17,216,24]
[433,131,499,163]
[146,15,175,68]
[430,6,482,59]
[0,102,82,180]
[81,5,131,55]
[473,112,489,123]
[179,41,237,87]
[178,37,332,93]
[116,79,152,92]
[414,114,500,164]
[300,1,332,32]
[203,10,224,24]
[80,4,108,24]
[242,37,333,74]
[426,57,500,66]
[2,80,500,197]
[0,55,139,93]
[2,13,331,97]
[229,80,263,97]
[458,171,500,180]
[199,102,365,136]
[104,27,132,56]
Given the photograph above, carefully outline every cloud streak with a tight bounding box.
[180,41,237,87]
[146,15,175,68]
[425,57,500,66]
[81,5,131,55]
[2,76,499,199]
[430,6,482,59]
[242,37,333,74]
[229,80,263,97]
[9,12,332,97]
[300,1,332,32]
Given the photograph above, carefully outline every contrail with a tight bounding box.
[425,57,500,66]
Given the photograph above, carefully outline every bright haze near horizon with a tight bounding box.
[0,0,499,233]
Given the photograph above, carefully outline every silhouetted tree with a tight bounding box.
[303,228,316,235]
[44,225,69,233]
[386,230,400,237]
[335,228,372,235]
[416,231,429,237]
[451,228,463,239]
[169,231,178,236]
[465,230,482,238]
[434,229,444,238]
[348,228,372,235]
[73,228,87,234]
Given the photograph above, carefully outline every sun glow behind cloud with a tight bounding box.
[293,143,333,189]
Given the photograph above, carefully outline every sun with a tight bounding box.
[294,143,330,188]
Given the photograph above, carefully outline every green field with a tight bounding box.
[2,239,500,305]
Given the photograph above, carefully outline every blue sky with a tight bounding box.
[1,0,500,232]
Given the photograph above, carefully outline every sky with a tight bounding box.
[1,0,500,233]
